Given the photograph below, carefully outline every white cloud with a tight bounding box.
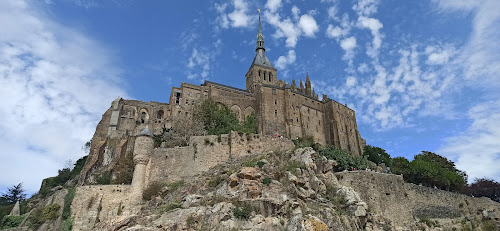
[215,0,251,29]
[439,101,500,182]
[266,0,282,13]
[298,14,319,37]
[425,46,457,65]
[275,50,296,70]
[327,6,339,20]
[434,0,500,86]
[291,5,300,20]
[340,36,357,51]
[186,39,222,82]
[353,0,379,17]
[0,1,128,192]
[357,16,383,58]
[326,25,342,38]
[346,76,357,87]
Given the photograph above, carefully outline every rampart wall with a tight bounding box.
[335,171,500,226]
[147,132,294,183]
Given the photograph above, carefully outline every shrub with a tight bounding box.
[207,176,226,188]
[62,187,76,220]
[28,204,61,228]
[61,217,73,231]
[319,146,376,171]
[233,204,252,220]
[262,178,271,186]
[166,181,184,192]
[256,161,265,168]
[1,215,26,229]
[282,161,306,175]
[95,172,112,185]
[142,182,164,201]
[204,138,210,145]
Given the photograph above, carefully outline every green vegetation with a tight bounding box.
[461,178,500,202]
[319,146,376,171]
[242,156,264,167]
[293,136,320,150]
[256,161,265,168]
[61,187,76,230]
[0,215,26,229]
[142,180,184,201]
[207,175,227,188]
[38,156,88,196]
[262,177,272,186]
[95,172,112,185]
[363,145,391,167]
[391,151,467,191]
[28,204,61,228]
[194,99,258,135]
[233,204,252,220]
[281,160,306,174]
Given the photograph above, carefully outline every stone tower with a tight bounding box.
[245,10,277,93]
[130,126,154,201]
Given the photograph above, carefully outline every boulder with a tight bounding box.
[238,167,262,180]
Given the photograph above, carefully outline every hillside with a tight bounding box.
[2,146,499,231]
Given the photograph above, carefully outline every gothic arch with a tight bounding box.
[139,108,149,123]
[244,106,255,120]
[231,105,242,121]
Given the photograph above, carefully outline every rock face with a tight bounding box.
[16,148,500,231]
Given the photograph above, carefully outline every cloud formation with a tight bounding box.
[215,0,251,29]
[0,1,128,192]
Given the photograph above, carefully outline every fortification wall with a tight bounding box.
[71,185,134,231]
[335,171,500,226]
[147,132,294,183]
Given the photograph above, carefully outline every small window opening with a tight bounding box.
[275,99,277,105]
[141,112,146,123]
[175,92,182,105]
[274,110,277,116]
[272,89,276,95]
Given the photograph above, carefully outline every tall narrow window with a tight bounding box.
[275,110,277,116]
[275,99,277,105]
[264,72,266,81]
[269,73,272,82]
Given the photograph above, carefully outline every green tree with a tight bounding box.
[390,157,410,176]
[193,99,240,135]
[461,178,500,202]
[0,183,26,205]
[240,113,258,134]
[363,145,391,167]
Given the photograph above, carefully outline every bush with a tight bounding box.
[207,176,226,188]
[256,161,265,168]
[262,178,271,186]
[1,215,26,229]
[293,136,320,150]
[319,146,376,171]
[28,204,61,228]
[282,161,306,174]
[233,204,252,220]
[95,172,112,185]
[38,156,88,196]
[62,187,76,220]
[142,182,164,201]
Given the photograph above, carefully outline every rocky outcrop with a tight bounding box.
[15,148,500,231]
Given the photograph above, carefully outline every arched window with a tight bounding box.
[141,112,146,123]
[157,110,164,120]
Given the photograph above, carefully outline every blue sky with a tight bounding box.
[1,0,499,194]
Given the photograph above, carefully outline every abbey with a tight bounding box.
[98,13,365,156]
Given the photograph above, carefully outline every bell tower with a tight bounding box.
[246,9,277,93]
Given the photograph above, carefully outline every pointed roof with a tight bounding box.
[291,76,296,88]
[251,10,275,69]
[139,125,153,137]
[306,72,310,83]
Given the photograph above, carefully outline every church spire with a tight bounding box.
[256,9,265,51]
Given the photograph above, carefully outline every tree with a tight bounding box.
[363,145,391,167]
[0,183,26,205]
[193,99,240,135]
[164,116,207,147]
[461,178,500,202]
[390,157,410,176]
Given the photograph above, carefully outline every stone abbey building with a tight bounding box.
[94,14,365,163]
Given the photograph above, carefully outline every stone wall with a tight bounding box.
[335,171,500,226]
[71,185,134,231]
[147,132,294,184]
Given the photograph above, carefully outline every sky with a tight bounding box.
[0,0,499,194]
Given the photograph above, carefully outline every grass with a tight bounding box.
[262,177,271,186]
[233,204,252,220]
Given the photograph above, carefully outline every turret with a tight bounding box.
[131,126,154,202]
[305,73,312,96]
